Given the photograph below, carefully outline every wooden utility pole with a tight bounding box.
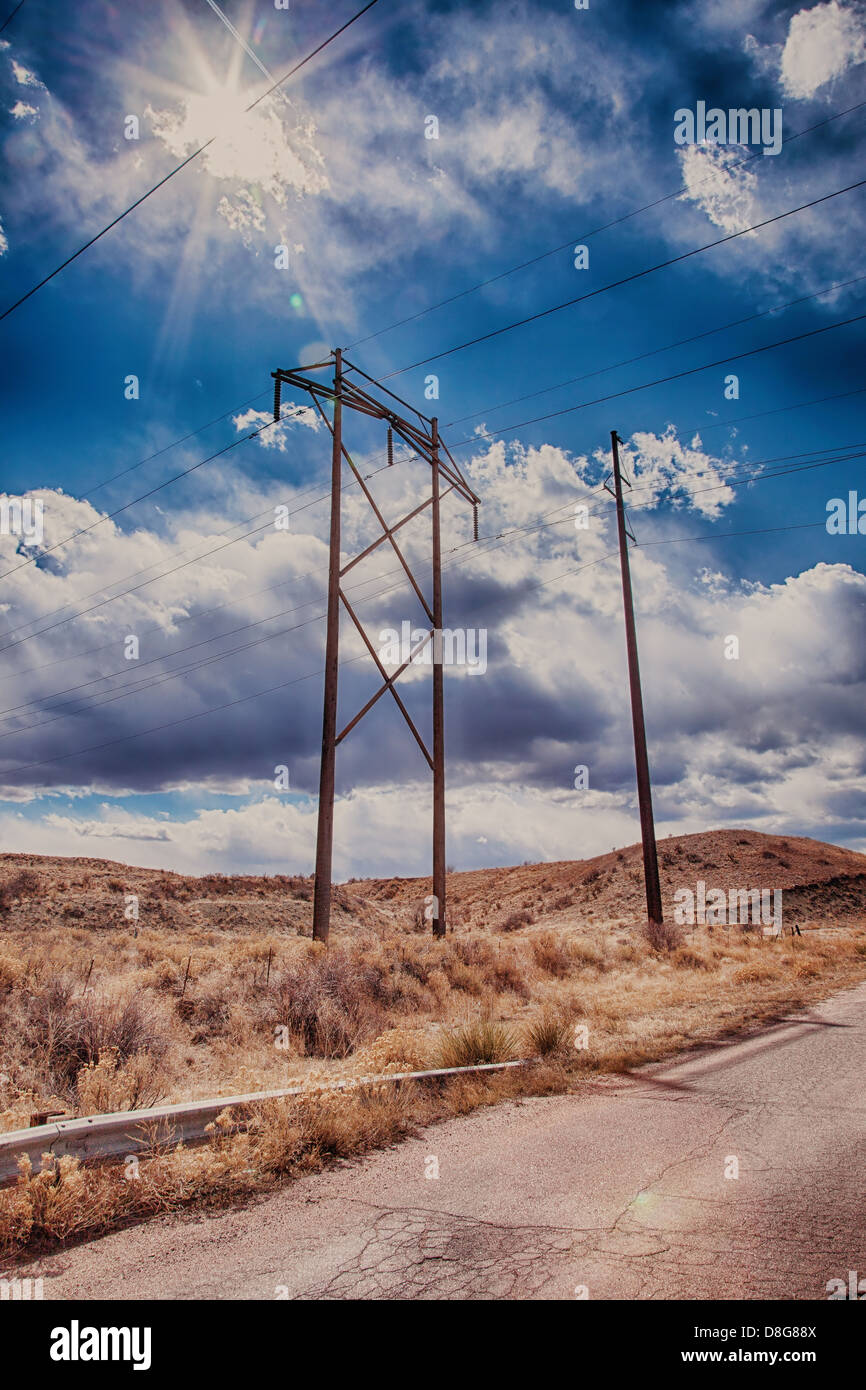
[431,417,446,938]
[312,348,343,943]
[610,430,663,927]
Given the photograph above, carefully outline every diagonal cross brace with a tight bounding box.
[336,593,433,769]
[311,395,435,623]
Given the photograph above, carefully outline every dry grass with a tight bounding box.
[1,833,866,1256]
[0,1066,561,1256]
[438,1018,518,1067]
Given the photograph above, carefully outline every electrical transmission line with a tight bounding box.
[4,440,864,732]
[383,178,866,377]
[0,507,841,784]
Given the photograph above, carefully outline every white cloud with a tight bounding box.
[0,215,7,256]
[146,92,328,205]
[11,59,44,89]
[676,142,761,235]
[780,1,866,99]
[233,401,321,448]
[9,100,38,120]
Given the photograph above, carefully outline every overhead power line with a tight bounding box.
[445,271,866,428]
[441,310,866,450]
[3,439,863,737]
[0,0,26,34]
[0,506,842,783]
[347,98,866,350]
[383,177,866,377]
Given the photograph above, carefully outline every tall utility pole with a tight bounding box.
[430,418,446,938]
[609,430,663,927]
[271,354,479,945]
[312,349,343,943]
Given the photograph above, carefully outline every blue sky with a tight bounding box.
[0,0,865,876]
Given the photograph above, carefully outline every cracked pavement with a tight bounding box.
[15,981,866,1300]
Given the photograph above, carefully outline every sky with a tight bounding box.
[0,0,865,878]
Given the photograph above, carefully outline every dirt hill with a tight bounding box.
[1,828,864,935]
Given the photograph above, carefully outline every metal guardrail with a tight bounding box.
[0,1060,528,1185]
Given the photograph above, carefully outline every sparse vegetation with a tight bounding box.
[438,1018,517,1067]
[526,1010,570,1056]
[0,833,865,1255]
[642,917,684,953]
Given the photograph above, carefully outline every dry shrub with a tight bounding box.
[641,918,684,953]
[532,931,573,977]
[672,946,711,971]
[0,953,25,993]
[177,985,233,1042]
[732,962,780,984]
[0,869,40,914]
[525,1010,570,1056]
[569,939,609,971]
[25,983,169,1092]
[355,1027,432,1073]
[271,951,386,1057]
[76,1047,167,1115]
[497,909,534,932]
[438,1018,517,1068]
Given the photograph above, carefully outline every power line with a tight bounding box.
[445,271,866,428]
[0,418,299,584]
[11,98,864,515]
[4,440,863,736]
[0,0,26,34]
[383,177,866,378]
[3,358,863,663]
[0,507,841,783]
[347,97,866,350]
[0,0,383,323]
[0,445,418,651]
[7,260,859,598]
[441,310,866,450]
[0,435,802,689]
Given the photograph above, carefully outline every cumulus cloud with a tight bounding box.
[232,401,321,448]
[676,143,761,235]
[9,100,38,120]
[0,433,863,871]
[780,0,866,99]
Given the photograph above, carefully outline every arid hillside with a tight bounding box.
[1,827,863,937]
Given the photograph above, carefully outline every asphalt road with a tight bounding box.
[16,981,866,1300]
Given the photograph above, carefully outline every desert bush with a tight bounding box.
[25,983,169,1091]
[76,1047,167,1114]
[271,951,386,1057]
[672,947,710,971]
[438,1018,517,1068]
[531,931,573,977]
[0,869,41,913]
[177,987,233,1042]
[641,918,684,953]
[525,1011,569,1056]
[497,909,534,932]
